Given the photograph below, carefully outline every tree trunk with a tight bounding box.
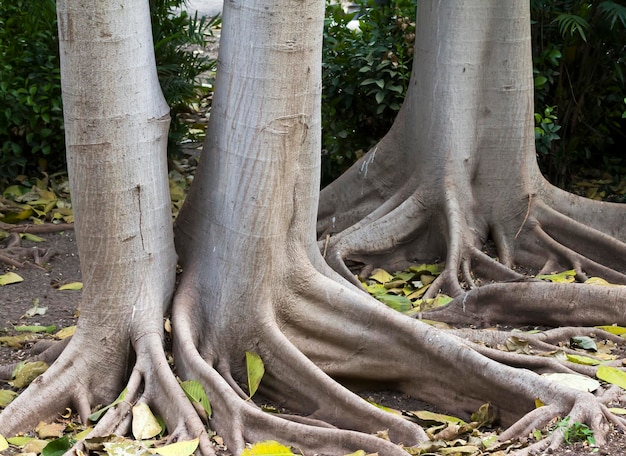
[318,0,626,326]
[1,1,624,454]
[0,0,208,445]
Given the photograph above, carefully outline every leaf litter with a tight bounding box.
[3,168,626,454]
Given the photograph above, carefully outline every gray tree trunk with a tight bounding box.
[1,0,624,454]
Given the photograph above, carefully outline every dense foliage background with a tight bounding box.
[0,0,624,191]
[0,0,217,182]
[321,0,626,187]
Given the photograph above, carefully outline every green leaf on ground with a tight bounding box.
[0,434,7,452]
[246,351,265,398]
[7,436,33,446]
[180,380,211,418]
[58,281,83,291]
[597,365,626,390]
[151,438,199,456]
[241,440,295,456]
[42,435,73,456]
[566,354,601,366]
[542,372,600,392]
[131,402,162,440]
[570,336,597,351]
[14,325,56,333]
[10,361,48,388]
[536,269,576,283]
[376,294,412,312]
[88,388,127,422]
[20,233,46,242]
[0,272,24,286]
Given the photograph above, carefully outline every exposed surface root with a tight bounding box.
[0,337,70,380]
[0,232,58,268]
[0,222,74,234]
[171,288,424,456]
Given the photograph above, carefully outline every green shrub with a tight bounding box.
[150,0,220,157]
[0,0,218,182]
[322,1,626,188]
[531,0,626,186]
[0,0,63,179]
[321,0,416,185]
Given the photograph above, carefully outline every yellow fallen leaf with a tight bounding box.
[152,438,199,456]
[0,390,18,408]
[595,325,626,335]
[10,361,49,388]
[0,272,24,286]
[58,282,83,291]
[0,434,7,452]
[132,403,162,440]
[241,440,295,456]
[369,268,394,284]
[597,365,626,390]
[608,407,626,415]
[55,326,76,339]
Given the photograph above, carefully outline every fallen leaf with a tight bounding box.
[369,268,394,284]
[241,440,295,456]
[23,438,50,454]
[104,439,152,456]
[566,354,601,366]
[471,403,496,426]
[406,410,466,426]
[0,389,18,407]
[180,380,211,418]
[376,294,412,312]
[542,372,600,392]
[55,325,76,339]
[246,351,265,398]
[20,233,46,242]
[0,272,24,286]
[151,438,199,456]
[21,299,48,317]
[597,365,626,390]
[36,421,66,439]
[14,325,56,333]
[440,445,480,454]
[0,333,40,348]
[536,269,576,283]
[0,434,7,452]
[570,336,597,351]
[7,436,33,446]
[132,402,162,440]
[608,407,626,415]
[88,388,127,422]
[58,282,83,291]
[595,325,626,336]
[10,361,49,388]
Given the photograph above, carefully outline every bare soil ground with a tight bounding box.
[1,228,626,455]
